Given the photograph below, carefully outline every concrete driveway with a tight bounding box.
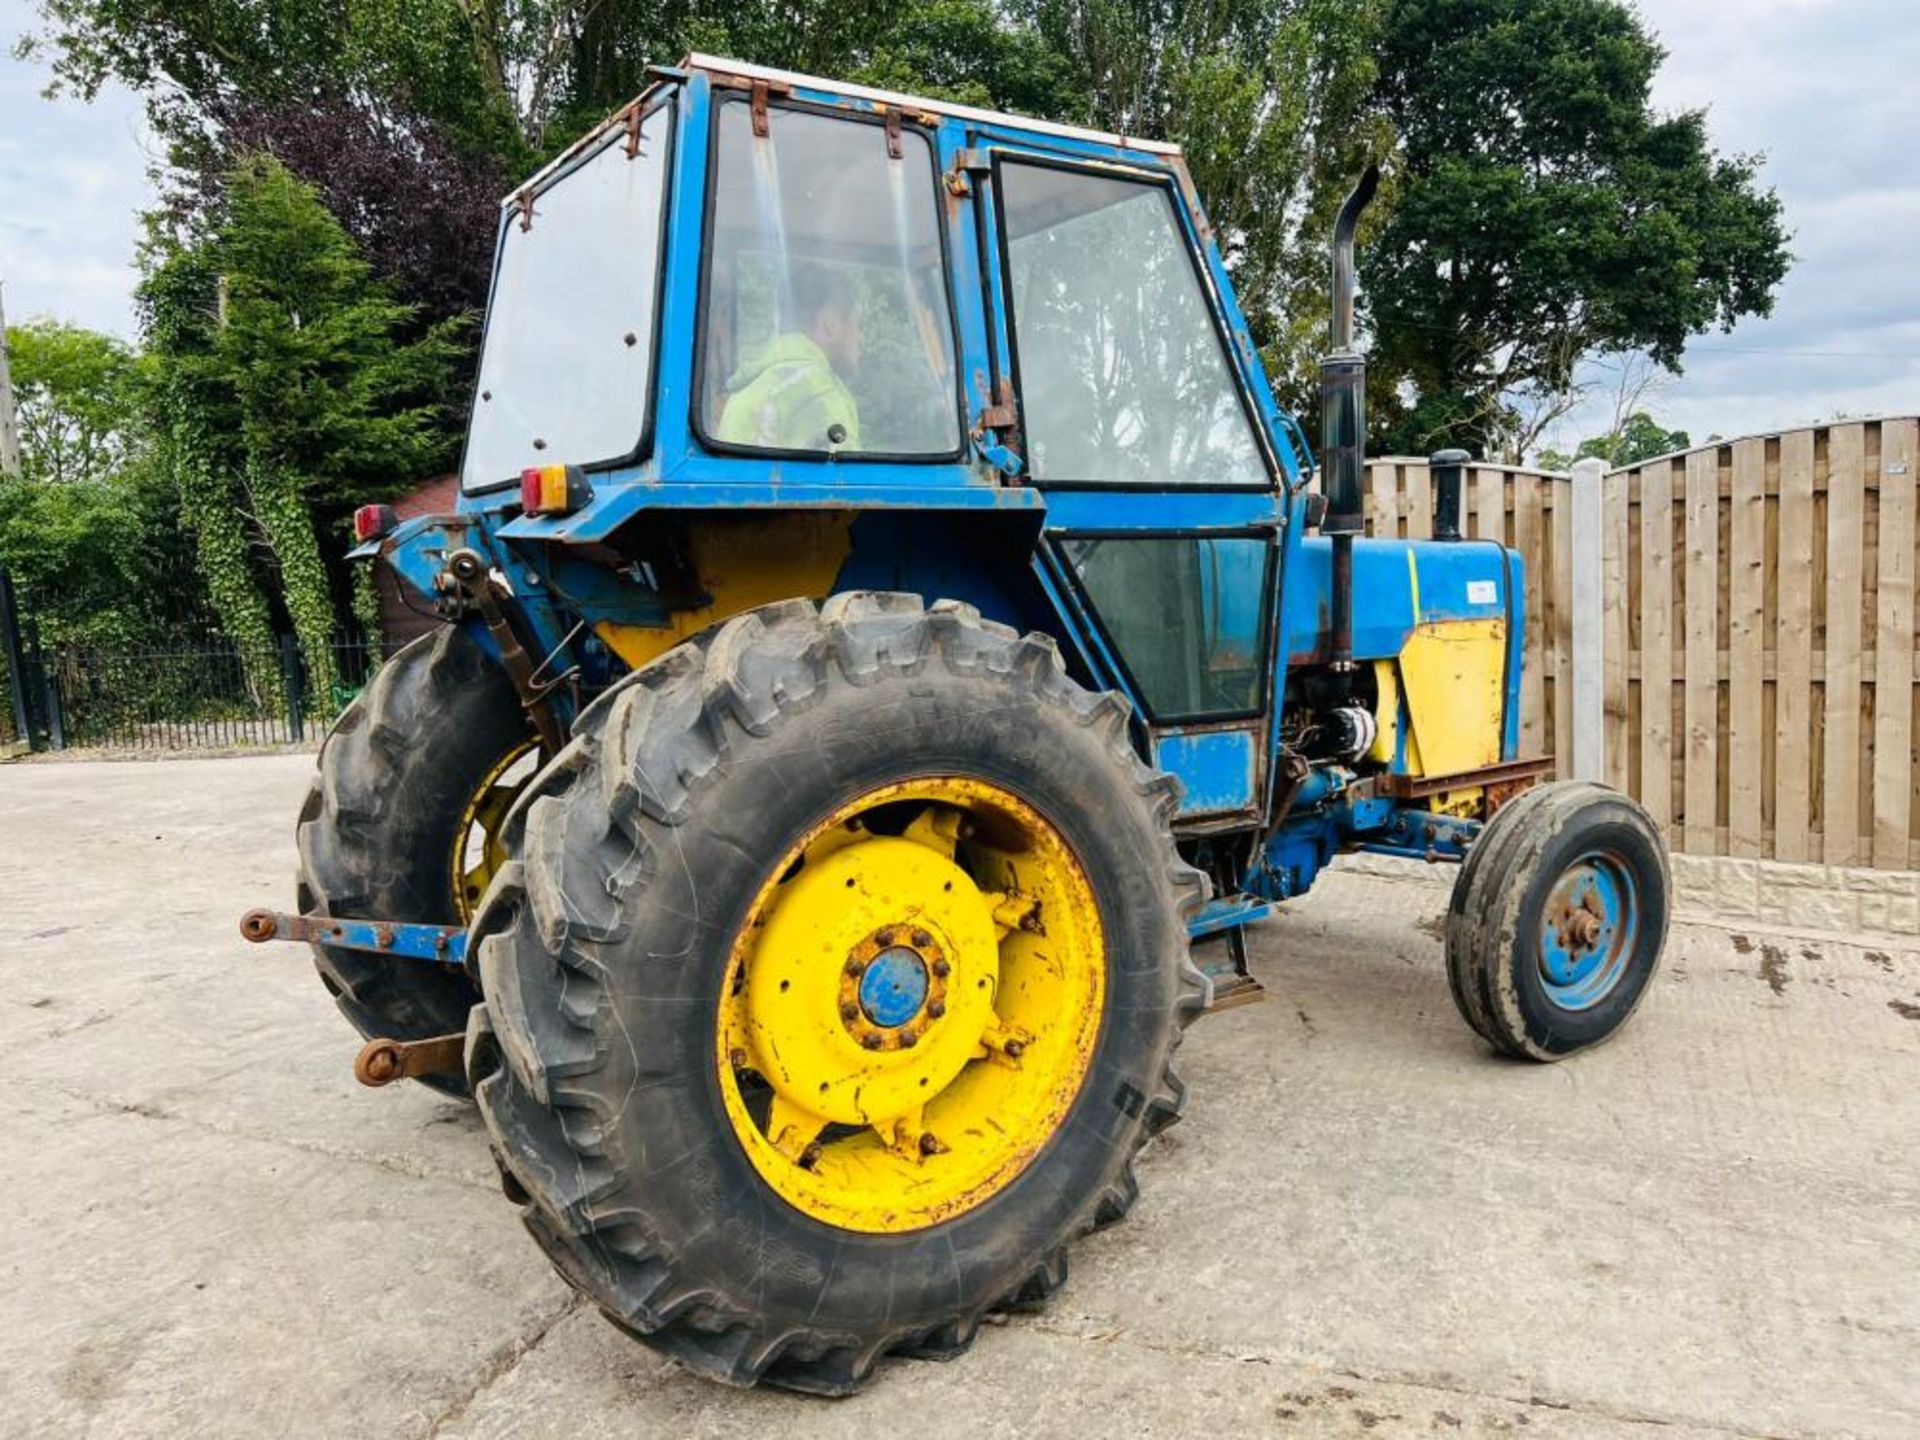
[1,754,1915,1439]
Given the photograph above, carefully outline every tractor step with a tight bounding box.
[354,1033,466,1087]
[1204,971,1267,1012]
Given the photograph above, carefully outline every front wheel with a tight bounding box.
[468,594,1208,1393]
[1445,781,1670,1060]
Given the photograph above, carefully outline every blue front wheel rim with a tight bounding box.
[1536,849,1639,1011]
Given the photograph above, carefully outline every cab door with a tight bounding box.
[976,141,1291,825]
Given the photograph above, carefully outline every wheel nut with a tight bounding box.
[729,1047,748,1070]
[862,1033,884,1051]
[927,999,946,1019]
[919,1132,944,1156]
[1004,1039,1025,1058]
[911,929,932,948]
[898,1031,917,1049]
[931,959,951,978]
[845,957,864,976]
[876,928,896,946]
[800,1142,823,1168]
[839,1001,859,1022]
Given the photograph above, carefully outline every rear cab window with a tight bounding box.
[461,101,672,492]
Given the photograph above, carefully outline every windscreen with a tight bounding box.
[461,103,670,490]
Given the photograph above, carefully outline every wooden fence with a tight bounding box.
[1362,416,1920,871]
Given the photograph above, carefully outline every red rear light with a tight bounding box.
[352,504,397,543]
[520,464,591,516]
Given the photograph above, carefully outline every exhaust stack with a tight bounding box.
[1320,164,1380,673]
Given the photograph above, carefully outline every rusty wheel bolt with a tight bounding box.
[911,929,932,948]
[728,1047,748,1070]
[876,928,896,946]
[800,1142,823,1168]
[844,957,864,976]
[931,958,951,979]
[840,1001,859,1022]
[919,1132,943,1156]
[862,1033,885,1051]
[927,999,946,1019]
[898,1032,917,1049]
[1003,1039,1025,1058]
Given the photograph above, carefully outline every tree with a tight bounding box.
[1018,0,1388,417]
[0,321,202,646]
[1537,412,1690,473]
[4,321,143,485]
[1362,0,1789,459]
[143,154,466,698]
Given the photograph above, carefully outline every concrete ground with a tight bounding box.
[1,754,1915,1440]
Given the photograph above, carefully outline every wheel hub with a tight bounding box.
[717,779,1106,1233]
[855,942,932,1029]
[740,832,998,1132]
[1537,850,1637,1010]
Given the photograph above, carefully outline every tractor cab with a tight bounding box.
[445,56,1314,828]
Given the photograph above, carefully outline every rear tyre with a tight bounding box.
[468,594,1208,1393]
[297,626,534,1095]
[1445,781,1669,1060]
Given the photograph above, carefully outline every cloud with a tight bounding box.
[0,0,156,338]
[1543,0,1920,454]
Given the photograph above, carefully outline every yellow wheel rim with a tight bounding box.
[452,739,538,923]
[717,777,1106,1234]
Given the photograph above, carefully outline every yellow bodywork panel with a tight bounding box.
[1395,617,1508,778]
[716,776,1105,1234]
[593,512,853,670]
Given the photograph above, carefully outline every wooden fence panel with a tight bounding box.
[1603,473,1631,789]
[1352,425,1918,871]
[1639,459,1676,838]
[1552,476,1575,778]
[1683,448,1721,854]
[1873,420,1916,868]
[1515,477,1547,758]
[1774,430,1816,862]
[1823,425,1867,865]
[1728,438,1768,856]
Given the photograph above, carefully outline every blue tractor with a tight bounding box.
[245,56,1669,1394]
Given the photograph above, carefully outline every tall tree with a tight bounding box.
[1363,0,1789,458]
[1019,0,1388,418]
[143,155,466,697]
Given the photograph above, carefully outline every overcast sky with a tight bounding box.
[1,0,1915,453]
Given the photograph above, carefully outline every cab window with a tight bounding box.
[462,103,670,491]
[701,103,960,459]
[1060,534,1270,719]
[1000,162,1267,487]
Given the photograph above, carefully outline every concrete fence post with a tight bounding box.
[1570,457,1606,782]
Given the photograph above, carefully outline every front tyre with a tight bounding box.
[1445,780,1670,1060]
[468,594,1208,1393]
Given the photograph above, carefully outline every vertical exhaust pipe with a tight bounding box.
[1321,164,1380,675]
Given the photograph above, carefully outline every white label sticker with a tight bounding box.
[1467,579,1498,605]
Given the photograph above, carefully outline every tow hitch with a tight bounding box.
[353,1033,466,1087]
[239,908,467,965]
[239,908,470,1086]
